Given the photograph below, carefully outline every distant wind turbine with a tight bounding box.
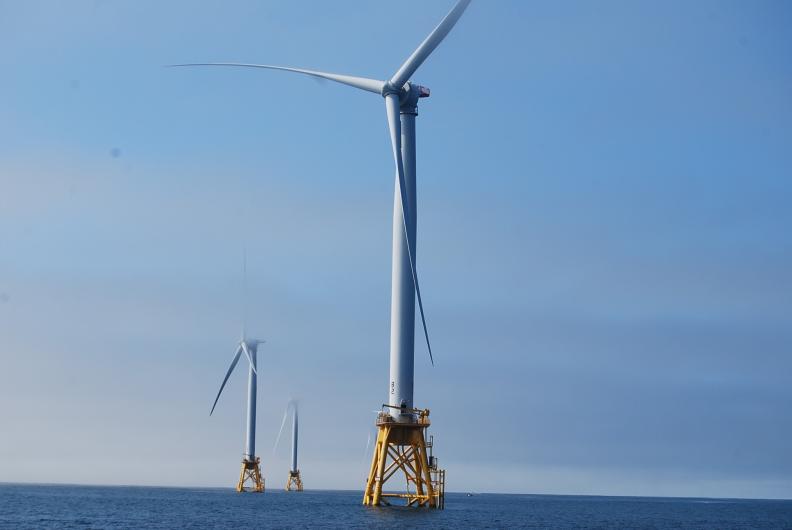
[274,400,303,491]
[210,254,266,493]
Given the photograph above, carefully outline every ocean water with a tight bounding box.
[1,484,791,529]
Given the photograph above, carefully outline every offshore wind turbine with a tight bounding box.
[173,0,471,508]
[209,257,267,493]
[275,400,303,491]
[210,334,266,492]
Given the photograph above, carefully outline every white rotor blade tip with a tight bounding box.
[390,0,472,89]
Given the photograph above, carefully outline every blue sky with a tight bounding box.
[1,0,791,498]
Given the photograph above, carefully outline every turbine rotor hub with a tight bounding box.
[381,81,405,98]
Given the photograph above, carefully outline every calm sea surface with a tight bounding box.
[1,484,791,529]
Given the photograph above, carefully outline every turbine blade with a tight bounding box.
[384,94,434,366]
[241,342,258,374]
[364,430,372,462]
[242,247,247,340]
[169,63,385,94]
[389,0,472,90]
[384,93,406,201]
[272,404,290,454]
[210,345,243,415]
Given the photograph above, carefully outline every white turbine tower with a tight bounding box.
[174,0,471,508]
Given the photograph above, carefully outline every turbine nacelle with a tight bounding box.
[381,81,430,101]
[243,338,265,352]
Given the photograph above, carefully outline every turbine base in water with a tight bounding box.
[236,457,264,493]
[363,406,445,509]
[285,470,303,492]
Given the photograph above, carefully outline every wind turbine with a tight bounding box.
[274,400,303,491]
[209,256,267,493]
[173,0,471,508]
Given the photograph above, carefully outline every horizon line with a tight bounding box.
[1,481,790,503]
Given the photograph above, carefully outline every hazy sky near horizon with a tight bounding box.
[1,0,791,499]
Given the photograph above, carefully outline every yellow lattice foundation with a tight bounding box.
[363,407,445,509]
[285,470,304,491]
[236,457,264,492]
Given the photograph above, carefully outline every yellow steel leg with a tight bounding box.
[372,426,390,506]
[413,443,426,505]
[417,439,435,507]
